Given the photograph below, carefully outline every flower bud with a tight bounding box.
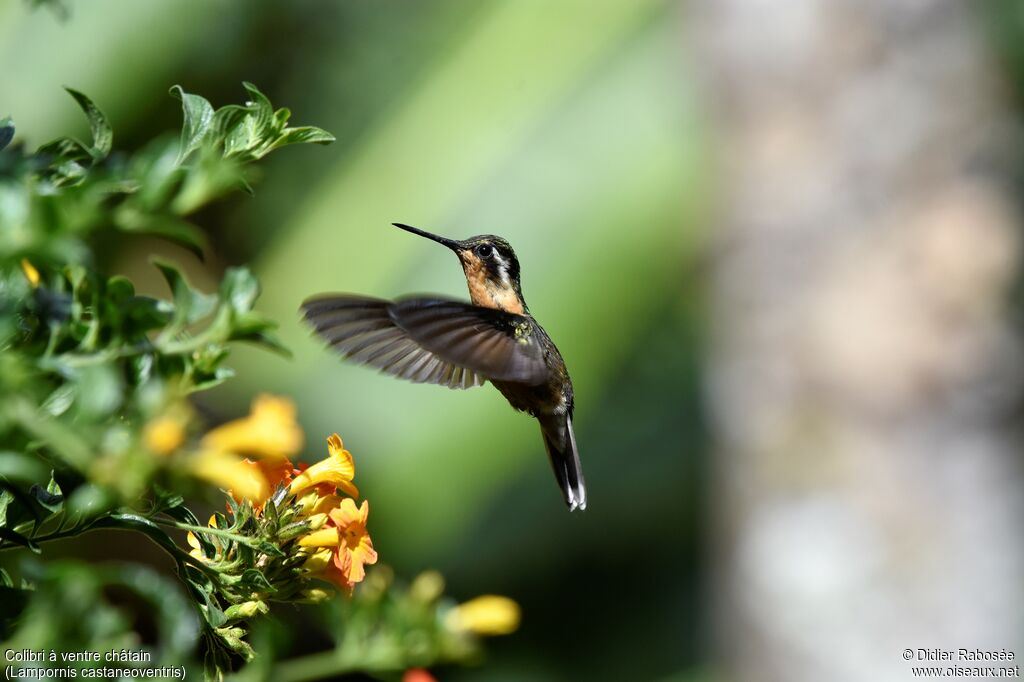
[298,587,333,603]
[304,512,328,531]
[302,547,333,573]
[225,600,268,621]
[293,490,320,515]
[446,595,520,636]
[215,626,255,660]
[409,570,445,603]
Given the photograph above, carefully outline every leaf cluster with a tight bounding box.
[1,84,332,263]
[0,83,332,677]
[184,496,316,674]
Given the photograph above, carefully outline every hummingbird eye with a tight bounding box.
[475,243,494,259]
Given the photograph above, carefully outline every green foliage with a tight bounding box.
[1,82,506,682]
[1,84,332,263]
[0,83,312,504]
[171,82,334,166]
[2,560,198,669]
[268,570,485,682]
[0,84,330,678]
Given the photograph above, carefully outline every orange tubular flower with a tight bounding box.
[288,434,358,499]
[191,449,270,503]
[249,456,299,493]
[196,395,304,507]
[143,414,186,456]
[200,395,303,460]
[299,498,377,591]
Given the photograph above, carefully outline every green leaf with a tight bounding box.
[64,484,115,523]
[0,527,41,553]
[170,85,215,165]
[35,136,92,186]
[219,267,259,312]
[228,318,289,355]
[115,207,208,260]
[36,135,90,163]
[154,259,217,327]
[223,113,259,158]
[203,631,233,677]
[0,490,11,527]
[156,497,200,526]
[64,87,112,159]
[0,452,50,483]
[40,384,75,416]
[276,519,312,542]
[241,81,276,141]
[74,364,123,418]
[0,483,42,530]
[106,275,135,302]
[8,399,91,470]
[263,498,279,532]
[188,367,235,393]
[210,103,249,140]
[240,568,275,593]
[125,298,173,335]
[272,126,335,149]
[212,83,334,161]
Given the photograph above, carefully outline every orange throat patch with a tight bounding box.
[461,252,524,315]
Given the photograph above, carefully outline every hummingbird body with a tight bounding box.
[301,223,586,511]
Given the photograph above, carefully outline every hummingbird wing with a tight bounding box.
[301,294,548,388]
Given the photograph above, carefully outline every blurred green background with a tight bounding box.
[2,1,709,679]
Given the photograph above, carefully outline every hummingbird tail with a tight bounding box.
[540,413,587,512]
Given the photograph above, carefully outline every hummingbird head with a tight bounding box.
[392,223,527,315]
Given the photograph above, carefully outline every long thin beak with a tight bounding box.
[392,223,461,251]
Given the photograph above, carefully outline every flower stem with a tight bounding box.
[155,517,270,550]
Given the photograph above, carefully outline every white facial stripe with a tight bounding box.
[492,250,509,285]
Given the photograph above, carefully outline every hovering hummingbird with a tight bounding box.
[300,223,586,511]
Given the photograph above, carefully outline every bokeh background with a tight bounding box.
[4,0,1024,680]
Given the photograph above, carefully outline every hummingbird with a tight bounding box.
[300,223,586,511]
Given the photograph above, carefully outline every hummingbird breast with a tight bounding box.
[490,322,573,418]
[492,377,571,418]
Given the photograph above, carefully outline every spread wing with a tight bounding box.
[300,294,547,389]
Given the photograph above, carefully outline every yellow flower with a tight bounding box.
[191,449,269,502]
[20,259,40,288]
[305,493,346,518]
[298,498,377,591]
[301,547,333,573]
[288,434,359,499]
[200,395,303,460]
[249,456,298,495]
[143,415,186,455]
[446,595,521,636]
[187,515,220,561]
